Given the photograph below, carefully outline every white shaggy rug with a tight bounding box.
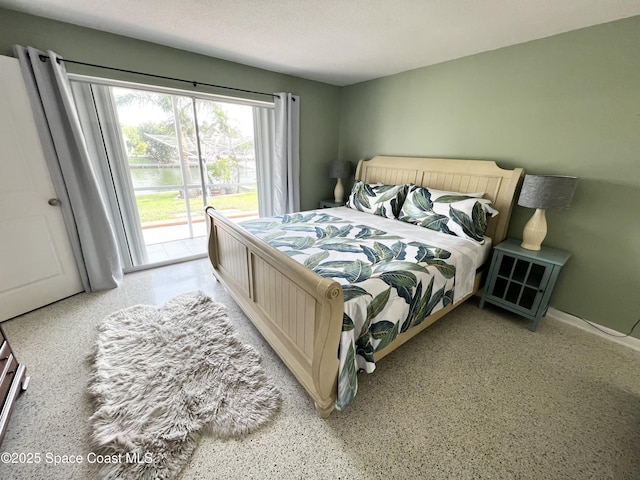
[87,291,281,480]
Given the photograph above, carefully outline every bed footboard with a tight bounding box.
[205,207,344,417]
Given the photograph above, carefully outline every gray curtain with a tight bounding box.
[253,106,275,217]
[14,46,123,291]
[272,92,300,215]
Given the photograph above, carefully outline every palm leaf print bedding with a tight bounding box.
[242,211,464,410]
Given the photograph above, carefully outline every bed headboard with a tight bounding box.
[355,155,525,244]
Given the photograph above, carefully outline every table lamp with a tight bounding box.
[329,160,352,203]
[517,174,578,251]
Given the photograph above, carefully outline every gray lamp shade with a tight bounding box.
[518,174,578,210]
[329,160,353,179]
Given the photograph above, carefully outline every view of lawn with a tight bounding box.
[136,190,258,223]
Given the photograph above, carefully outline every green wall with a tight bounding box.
[339,16,640,336]
[0,8,341,212]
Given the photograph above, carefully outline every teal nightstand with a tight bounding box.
[479,238,570,331]
[319,199,345,208]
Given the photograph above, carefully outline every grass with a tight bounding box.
[136,190,258,223]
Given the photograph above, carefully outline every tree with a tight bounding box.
[139,122,175,163]
[120,125,147,156]
[114,89,253,196]
[115,91,249,164]
[207,156,237,184]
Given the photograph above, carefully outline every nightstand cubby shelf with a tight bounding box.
[480,239,570,331]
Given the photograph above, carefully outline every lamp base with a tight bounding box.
[521,208,547,251]
[334,178,345,204]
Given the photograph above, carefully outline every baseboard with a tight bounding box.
[547,307,640,352]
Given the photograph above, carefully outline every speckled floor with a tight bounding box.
[1,258,639,480]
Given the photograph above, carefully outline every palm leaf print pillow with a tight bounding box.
[399,186,498,243]
[346,181,408,219]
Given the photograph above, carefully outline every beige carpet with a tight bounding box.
[1,259,639,480]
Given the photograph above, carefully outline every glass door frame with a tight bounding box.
[69,74,273,271]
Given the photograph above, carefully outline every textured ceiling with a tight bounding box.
[2,0,640,85]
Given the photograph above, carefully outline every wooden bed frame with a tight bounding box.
[205,156,524,417]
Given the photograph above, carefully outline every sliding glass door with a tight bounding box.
[71,78,271,269]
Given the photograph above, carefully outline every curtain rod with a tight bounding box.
[38,54,280,99]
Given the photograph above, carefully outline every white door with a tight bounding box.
[0,55,83,321]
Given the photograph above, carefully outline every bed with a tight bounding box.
[205,155,524,417]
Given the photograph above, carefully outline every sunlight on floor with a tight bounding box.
[140,210,258,265]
